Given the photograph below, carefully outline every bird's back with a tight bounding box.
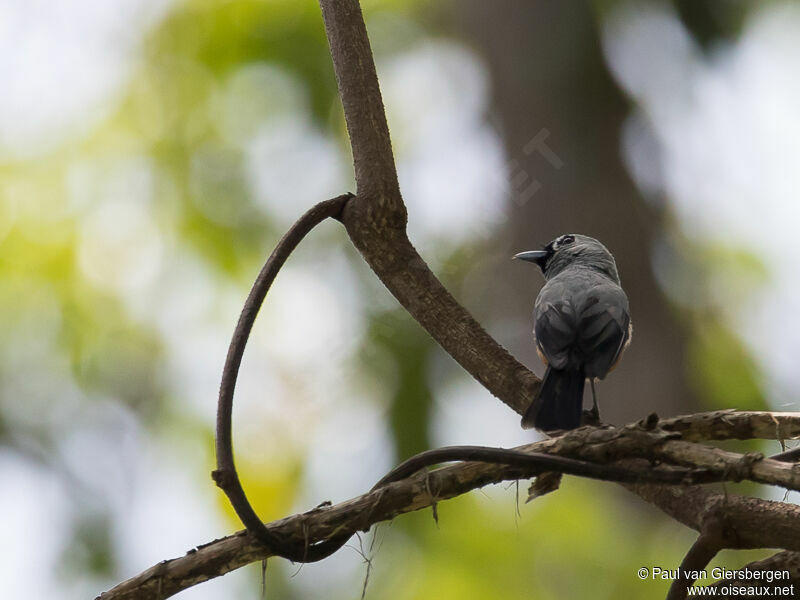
[533,267,630,378]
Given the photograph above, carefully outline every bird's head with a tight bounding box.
[513,234,620,282]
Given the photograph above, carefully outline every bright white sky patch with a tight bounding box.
[232,63,351,228]
[0,454,68,600]
[380,41,509,258]
[245,114,350,227]
[0,0,171,161]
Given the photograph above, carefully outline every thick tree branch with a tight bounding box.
[101,415,800,599]
[100,438,627,600]
[318,0,402,215]
[658,410,800,443]
[666,501,742,600]
[318,0,539,415]
[624,483,800,553]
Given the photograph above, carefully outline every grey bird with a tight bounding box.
[514,234,632,431]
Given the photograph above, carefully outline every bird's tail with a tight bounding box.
[522,367,585,431]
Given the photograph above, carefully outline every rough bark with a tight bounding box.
[319,0,539,416]
[100,414,800,599]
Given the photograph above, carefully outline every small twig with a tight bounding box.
[352,532,373,600]
[260,560,267,600]
[423,471,440,527]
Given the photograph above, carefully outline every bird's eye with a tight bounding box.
[560,235,575,245]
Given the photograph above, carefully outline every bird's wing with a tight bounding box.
[533,300,578,370]
[575,287,630,378]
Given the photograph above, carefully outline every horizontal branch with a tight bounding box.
[544,417,800,492]
[99,413,800,599]
[658,410,800,443]
[97,442,554,600]
[655,440,800,490]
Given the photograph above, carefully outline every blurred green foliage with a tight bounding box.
[363,309,434,460]
[688,321,764,411]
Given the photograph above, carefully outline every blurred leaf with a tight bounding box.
[687,321,765,411]
[363,310,434,461]
[60,511,116,578]
[218,450,303,527]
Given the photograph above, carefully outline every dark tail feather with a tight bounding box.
[522,367,585,431]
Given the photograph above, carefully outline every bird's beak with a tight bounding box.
[513,250,550,267]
